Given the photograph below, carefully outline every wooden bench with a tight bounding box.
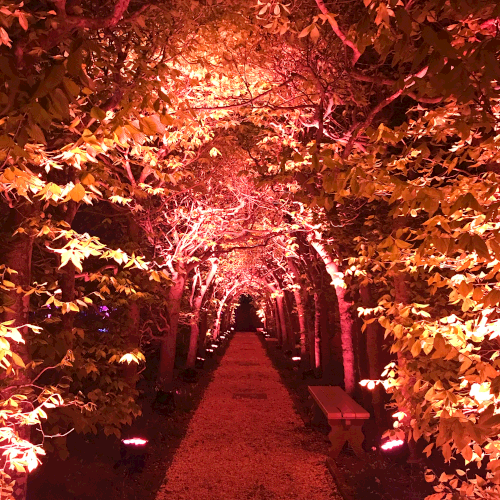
[308,386,370,460]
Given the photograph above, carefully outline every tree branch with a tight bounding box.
[314,0,361,66]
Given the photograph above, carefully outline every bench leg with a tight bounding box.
[327,421,347,459]
[346,421,367,459]
[312,403,324,426]
[327,420,367,460]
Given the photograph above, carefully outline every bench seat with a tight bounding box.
[308,385,370,460]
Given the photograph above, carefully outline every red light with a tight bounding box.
[122,438,148,446]
[380,439,404,451]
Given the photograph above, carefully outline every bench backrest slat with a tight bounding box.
[308,386,370,420]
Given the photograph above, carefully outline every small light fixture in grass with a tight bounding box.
[291,356,301,362]
[122,438,148,446]
[380,439,404,451]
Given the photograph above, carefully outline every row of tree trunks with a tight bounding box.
[186,259,218,369]
[213,282,239,339]
[287,258,308,368]
[158,266,186,389]
[307,232,356,395]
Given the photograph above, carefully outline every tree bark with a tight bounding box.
[2,204,35,500]
[124,300,140,385]
[157,267,186,389]
[213,283,238,339]
[313,290,322,371]
[287,258,308,368]
[186,260,218,369]
[359,283,384,425]
[308,232,356,395]
[271,299,282,344]
[59,200,79,352]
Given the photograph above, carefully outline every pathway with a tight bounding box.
[156,332,341,500]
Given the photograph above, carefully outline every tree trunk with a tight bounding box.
[275,294,289,349]
[187,294,203,369]
[158,268,186,389]
[308,232,356,395]
[287,258,308,368]
[186,260,218,369]
[197,307,208,358]
[59,201,79,352]
[318,288,333,382]
[313,290,322,371]
[271,299,281,344]
[392,263,420,462]
[124,300,141,385]
[213,283,238,339]
[283,290,296,348]
[359,283,384,425]
[2,205,35,500]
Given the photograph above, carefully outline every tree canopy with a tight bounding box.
[1,0,500,499]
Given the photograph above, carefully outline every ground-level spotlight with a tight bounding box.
[122,438,148,446]
[380,439,405,451]
[291,356,301,362]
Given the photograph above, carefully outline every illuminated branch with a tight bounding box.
[314,0,361,66]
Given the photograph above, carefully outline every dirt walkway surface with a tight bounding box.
[156,332,341,500]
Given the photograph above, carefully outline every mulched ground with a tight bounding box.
[28,341,229,500]
[29,331,432,500]
[156,332,341,500]
[260,336,433,500]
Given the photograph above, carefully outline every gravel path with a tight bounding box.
[156,333,341,500]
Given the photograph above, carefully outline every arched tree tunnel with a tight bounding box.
[1,0,500,499]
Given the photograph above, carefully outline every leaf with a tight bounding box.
[310,25,320,44]
[11,352,25,368]
[0,27,12,47]
[27,124,46,145]
[17,12,28,30]
[90,107,106,121]
[69,184,85,202]
[411,340,422,357]
[63,77,80,97]
[471,235,489,260]
[80,173,95,186]
[298,24,312,38]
